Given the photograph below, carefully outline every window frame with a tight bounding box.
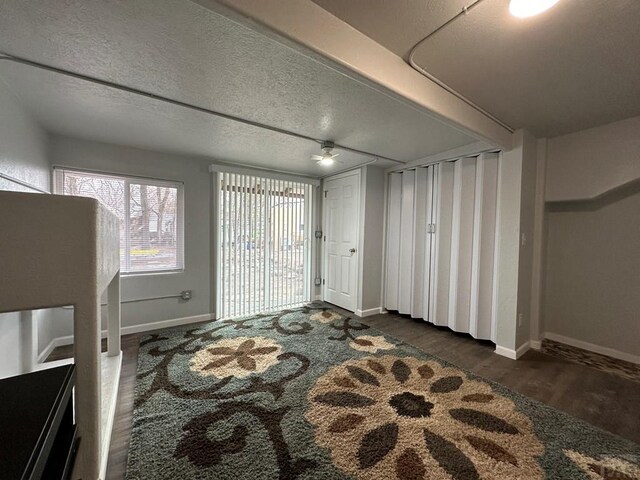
[53,166,185,276]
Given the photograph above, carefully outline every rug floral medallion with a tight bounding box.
[126,305,640,480]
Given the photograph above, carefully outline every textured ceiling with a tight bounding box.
[311,0,468,60]
[0,61,375,175]
[312,0,640,137]
[0,0,480,175]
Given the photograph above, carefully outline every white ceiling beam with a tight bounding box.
[192,0,514,150]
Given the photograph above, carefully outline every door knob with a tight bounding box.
[349,248,356,255]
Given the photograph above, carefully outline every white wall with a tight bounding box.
[541,115,640,361]
[0,79,51,378]
[47,135,213,339]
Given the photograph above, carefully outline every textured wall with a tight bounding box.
[545,115,640,202]
[493,135,524,351]
[360,165,386,312]
[0,80,51,378]
[542,118,640,358]
[0,80,50,192]
[48,135,212,337]
[543,191,640,357]
[515,131,538,348]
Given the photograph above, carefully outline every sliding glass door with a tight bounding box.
[216,171,313,318]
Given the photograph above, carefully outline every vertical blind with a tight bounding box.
[55,167,184,273]
[217,172,313,319]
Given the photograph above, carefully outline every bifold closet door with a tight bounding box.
[447,157,477,333]
[385,173,402,311]
[411,166,435,320]
[384,154,499,341]
[469,153,499,339]
[397,170,415,314]
[431,161,455,328]
[411,168,428,319]
[438,154,499,340]
[385,167,431,318]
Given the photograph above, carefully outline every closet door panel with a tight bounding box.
[384,156,500,341]
[385,173,402,311]
[448,158,476,333]
[423,166,435,322]
[411,168,429,318]
[470,153,499,340]
[432,162,455,326]
[398,170,415,314]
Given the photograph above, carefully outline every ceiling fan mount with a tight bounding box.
[311,140,341,166]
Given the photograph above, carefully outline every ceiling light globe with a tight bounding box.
[318,158,335,167]
[509,0,560,18]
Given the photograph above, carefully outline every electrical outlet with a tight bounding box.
[181,290,192,301]
[518,313,524,327]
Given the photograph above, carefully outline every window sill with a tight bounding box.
[121,269,185,278]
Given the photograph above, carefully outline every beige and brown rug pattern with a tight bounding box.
[126,305,640,480]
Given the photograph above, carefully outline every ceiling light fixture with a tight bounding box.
[312,141,340,167]
[317,156,335,167]
[509,0,560,18]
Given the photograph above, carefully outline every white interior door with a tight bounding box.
[323,171,360,311]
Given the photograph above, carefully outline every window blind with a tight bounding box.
[217,171,313,318]
[54,168,184,274]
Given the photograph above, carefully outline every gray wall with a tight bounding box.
[360,165,385,312]
[0,79,51,378]
[48,135,213,338]
[543,191,640,357]
[545,115,640,202]
[494,132,526,350]
[515,130,538,348]
[542,116,640,359]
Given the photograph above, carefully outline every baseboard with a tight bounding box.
[495,341,530,360]
[40,313,215,352]
[121,313,214,336]
[355,307,384,318]
[530,339,542,350]
[543,332,640,365]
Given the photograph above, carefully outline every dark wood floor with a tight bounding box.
[79,311,639,479]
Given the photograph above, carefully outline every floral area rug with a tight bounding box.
[125,305,640,479]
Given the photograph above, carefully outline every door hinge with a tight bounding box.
[324,191,328,198]
[322,279,325,285]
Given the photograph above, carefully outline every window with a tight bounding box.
[54,168,184,274]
